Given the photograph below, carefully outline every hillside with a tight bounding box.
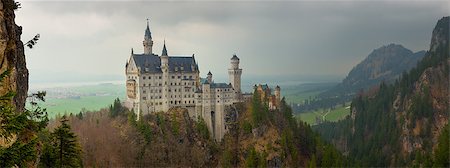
[315,16,449,167]
[321,44,425,99]
[53,93,349,167]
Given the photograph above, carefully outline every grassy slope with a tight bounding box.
[296,105,350,125]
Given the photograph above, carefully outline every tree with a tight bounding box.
[109,98,124,117]
[245,147,259,168]
[0,69,48,167]
[51,116,83,167]
[433,124,449,167]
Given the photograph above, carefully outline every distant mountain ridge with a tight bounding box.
[321,44,426,98]
[315,16,449,167]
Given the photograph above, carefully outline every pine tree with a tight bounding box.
[51,116,83,168]
[0,69,48,167]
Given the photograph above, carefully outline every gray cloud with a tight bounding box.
[15,1,449,86]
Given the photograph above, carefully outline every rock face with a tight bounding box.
[0,0,28,111]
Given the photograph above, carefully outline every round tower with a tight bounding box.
[160,42,169,111]
[143,19,153,55]
[228,54,242,93]
[275,85,281,103]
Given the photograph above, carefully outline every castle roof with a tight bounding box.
[231,54,239,60]
[162,42,168,56]
[131,54,198,73]
[260,84,269,90]
[145,20,152,39]
[207,71,212,75]
[211,83,232,88]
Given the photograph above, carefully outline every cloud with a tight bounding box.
[14,1,450,85]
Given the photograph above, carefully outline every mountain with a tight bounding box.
[321,44,426,98]
[315,16,449,167]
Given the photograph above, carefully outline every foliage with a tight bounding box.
[136,119,152,144]
[433,124,449,167]
[196,117,210,140]
[0,70,48,167]
[221,148,234,168]
[40,116,83,167]
[244,146,259,168]
[251,88,269,127]
[241,121,252,134]
[25,34,40,49]
[109,98,125,117]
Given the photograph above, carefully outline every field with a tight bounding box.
[283,82,337,104]
[28,83,126,119]
[296,105,351,125]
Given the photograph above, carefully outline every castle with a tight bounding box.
[125,21,243,140]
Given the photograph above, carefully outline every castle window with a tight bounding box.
[159,76,162,79]
[172,76,175,79]
[143,90,146,93]
[143,84,146,87]
[178,76,181,79]
[143,96,147,100]
[143,76,146,79]
[149,76,151,79]
[189,76,192,79]
[183,76,186,79]
[159,83,162,86]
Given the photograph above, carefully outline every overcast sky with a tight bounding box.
[15,0,449,86]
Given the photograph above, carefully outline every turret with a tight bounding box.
[228,54,242,93]
[275,85,281,104]
[143,19,153,55]
[207,71,213,83]
[160,41,169,68]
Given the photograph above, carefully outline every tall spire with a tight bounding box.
[145,18,152,40]
[143,18,153,55]
[162,40,168,56]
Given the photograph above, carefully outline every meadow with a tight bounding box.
[29,83,126,119]
[296,105,351,125]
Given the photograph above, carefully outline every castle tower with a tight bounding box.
[143,19,154,55]
[275,85,281,105]
[228,54,242,93]
[161,41,169,111]
[207,71,213,83]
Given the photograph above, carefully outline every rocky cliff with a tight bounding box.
[0,0,28,111]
